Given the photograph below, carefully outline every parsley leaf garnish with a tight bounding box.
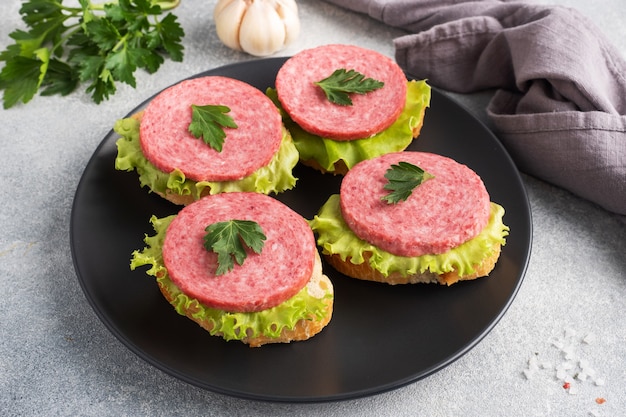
[380,161,434,204]
[0,0,184,109]
[203,220,267,276]
[314,68,384,106]
[188,104,238,152]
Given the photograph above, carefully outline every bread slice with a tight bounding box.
[158,252,334,347]
[324,241,502,286]
[243,273,333,347]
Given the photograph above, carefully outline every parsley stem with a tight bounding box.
[112,34,129,54]
[31,15,74,55]
[57,6,84,13]
[154,0,181,9]
[52,24,82,55]
[88,0,181,11]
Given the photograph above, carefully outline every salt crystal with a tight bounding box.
[564,327,577,338]
[583,333,596,344]
[523,369,534,380]
[541,361,553,370]
[551,339,565,349]
[586,367,597,379]
[595,378,605,386]
[563,348,576,360]
[576,372,588,381]
[589,410,601,417]
[568,384,579,395]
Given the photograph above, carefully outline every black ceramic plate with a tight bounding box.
[70,57,532,403]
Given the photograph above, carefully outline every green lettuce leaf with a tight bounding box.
[309,194,509,277]
[130,215,332,342]
[267,80,431,173]
[114,118,299,200]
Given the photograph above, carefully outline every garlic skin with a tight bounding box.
[214,0,300,57]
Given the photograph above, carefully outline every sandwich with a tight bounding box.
[309,151,509,285]
[268,44,431,175]
[130,192,334,347]
[114,75,299,205]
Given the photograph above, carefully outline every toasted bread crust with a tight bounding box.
[324,242,502,286]
[243,290,333,347]
[158,253,333,347]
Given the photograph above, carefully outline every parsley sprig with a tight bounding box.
[314,68,384,106]
[0,0,184,109]
[381,161,434,204]
[203,220,267,276]
[188,104,238,152]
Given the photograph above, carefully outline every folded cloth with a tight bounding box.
[324,0,626,216]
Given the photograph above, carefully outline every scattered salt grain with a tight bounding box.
[523,327,607,404]
[585,367,597,379]
[563,345,576,360]
[583,333,596,344]
[564,327,577,338]
[551,339,565,350]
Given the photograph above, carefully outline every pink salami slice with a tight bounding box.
[340,152,491,257]
[140,76,282,182]
[275,44,407,141]
[162,193,316,313]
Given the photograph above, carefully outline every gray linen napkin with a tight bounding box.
[324,0,626,216]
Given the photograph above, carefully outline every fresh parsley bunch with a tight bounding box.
[0,0,184,109]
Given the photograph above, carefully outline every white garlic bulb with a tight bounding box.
[214,0,300,57]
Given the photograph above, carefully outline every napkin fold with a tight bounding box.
[324,0,626,215]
